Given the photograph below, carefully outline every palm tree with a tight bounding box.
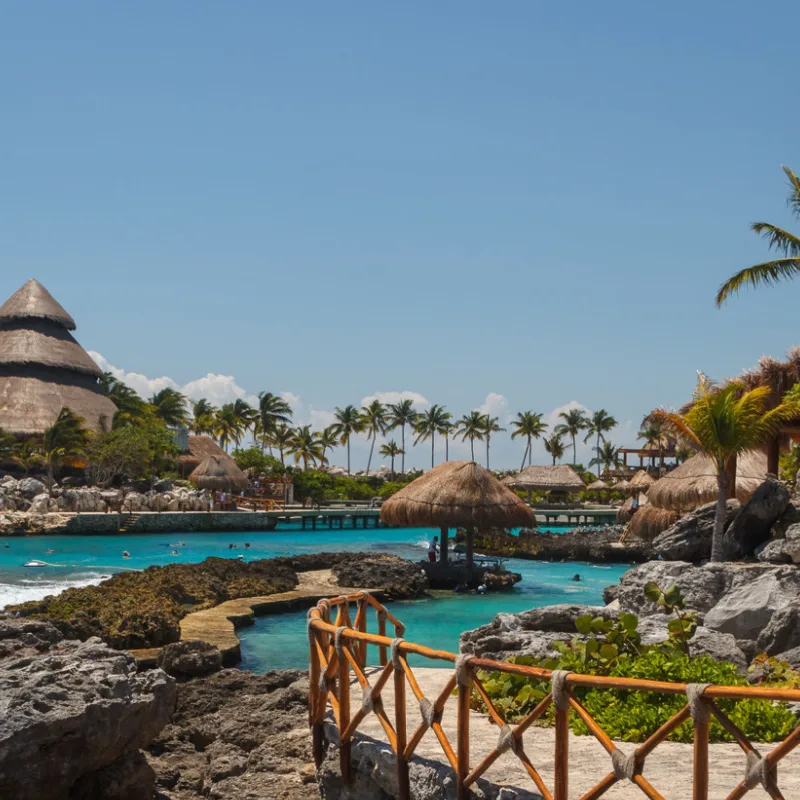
[268,424,294,468]
[482,415,505,470]
[42,407,90,490]
[510,411,548,470]
[555,408,589,465]
[455,411,485,462]
[287,425,325,471]
[652,375,800,562]
[441,416,454,461]
[717,166,800,306]
[100,375,146,427]
[413,405,450,468]
[589,440,621,476]
[214,404,240,452]
[387,399,418,475]
[12,439,41,476]
[543,433,566,465]
[189,399,217,436]
[257,392,292,446]
[149,388,188,427]
[331,405,364,476]
[317,425,339,465]
[361,400,388,475]
[0,427,14,463]
[584,409,618,476]
[637,422,667,469]
[379,440,404,480]
[230,399,258,448]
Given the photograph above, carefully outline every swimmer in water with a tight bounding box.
[572,573,581,582]
[245,543,250,549]
[45,549,55,555]
[172,549,179,555]
[237,553,244,560]
[123,551,131,559]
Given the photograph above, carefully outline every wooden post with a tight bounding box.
[358,596,368,667]
[309,626,324,768]
[440,526,449,565]
[395,655,410,800]
[767,435,780,476]
[378,610,387,667]
[693,714,709,800]
[338,636,351,785]
[554,701,569,800]
[456,667,471,800]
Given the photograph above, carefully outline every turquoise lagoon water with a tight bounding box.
[0,525,630,671]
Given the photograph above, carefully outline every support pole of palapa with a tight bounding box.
[440,526,449,564]
[465,527,474,572]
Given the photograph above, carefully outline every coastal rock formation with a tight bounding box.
[756,600,800,655]
[158,641,224,679]
[461,525,652,564]
[650,500,740,562]
[146,669,317,800]
[722,477,790,561]
[0,617,175,800]
[330,553,429,599]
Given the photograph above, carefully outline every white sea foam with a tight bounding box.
[0,573,110,610]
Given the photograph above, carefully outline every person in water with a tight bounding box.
[572,573,581,582]
[172,549,179,555]
[122,551,130,559]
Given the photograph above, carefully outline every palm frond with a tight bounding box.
[783,166,800,220]
[750,223,800,256]
[716,258,800,306]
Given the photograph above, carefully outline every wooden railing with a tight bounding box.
[307,593,800,799]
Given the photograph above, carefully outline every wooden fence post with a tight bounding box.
[456,659,471,800]
[553,674,569,800]
[338,633,351,785]
[394,651,410,800]
[378,609,387,667]
[691,687,710,800]
[308,623,324,768]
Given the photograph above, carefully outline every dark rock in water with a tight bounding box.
[756,600,800,655]
[461,526,651,564]
[602,584,620,604]
[722,477,790,561]
[421,560,521,591]
[331,553,428,598]
[146,669,317,800]
[482,569,523,591]
[158,640,223,679]
[651,500,740,562]
[0,621,175,800]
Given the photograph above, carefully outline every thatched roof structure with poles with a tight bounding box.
[647,450,767,513]
[189,454,249,492]
[381,461,534,568]
[627,470,655,494]
[0,279,117,435]
[505,464,586,494]
[610,478,630,492]
[178,435,230,476]
[586,479,609,492]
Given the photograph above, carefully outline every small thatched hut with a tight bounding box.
[381,460,534,567]
[505,465,586,495]
[178,436,230,477]
[189,454,249,492]
[586,479,609,492]
[0,279,117,435]
[627,470,655,494]
[610,478,630,493]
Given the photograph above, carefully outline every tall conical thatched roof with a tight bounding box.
[628,470,656,493]
[0,280,116,435]
[189,454,249,491]
[647,450,768,513]
[0,279,76,330]
[381,460,534,529]
[505,464,585,493]
[586,479,609,491]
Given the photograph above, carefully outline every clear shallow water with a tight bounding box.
[0,525,630,671]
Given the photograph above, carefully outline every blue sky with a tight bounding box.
[2,2,799,469]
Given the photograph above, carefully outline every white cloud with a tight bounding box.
[360,391,430,410]
[476,392,510,421]
[308,407,337,430]
[89,351,179,399]
[181,373,259,408]
[280,391,302,412]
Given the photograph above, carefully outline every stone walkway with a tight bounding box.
[349,667,798,799]
[131,569,383,667]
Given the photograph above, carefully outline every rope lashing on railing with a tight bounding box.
[334,626,348,656]
[418,697,443,728]
[455,654,474,687]
[391,638,405,669]
[551,670,571,710]
[686,683,711,724]
[362,684,380,715]
[611,749,637,782]
[496,724,520,756]
[744,750,775,791]
[396,622,406,637]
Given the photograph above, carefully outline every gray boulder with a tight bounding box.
[704,565,800,640]
[771,502,800,539]
[16,477,46,499]
[689,627,749,669]
[759,522,800,564]
[756,600,800,655]
[158,640,223,678]
[722,477,790,560]
[0,635,175,800]
[773,645,800,670]
[652,501,740,562]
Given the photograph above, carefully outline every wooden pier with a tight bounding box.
[272,509,384,530]
[534,506,619,526]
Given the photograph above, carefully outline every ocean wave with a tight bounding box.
[0,573,110,610]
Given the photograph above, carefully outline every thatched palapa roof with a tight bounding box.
[381,460,534,529]
[586,479,609,491]
[627,470,655,493]
[189,454,249,491]
[647,450,768,513]
[505,464,586,494]
[178,435,229,473]
[610,479,630,492]
[0,279,116,435]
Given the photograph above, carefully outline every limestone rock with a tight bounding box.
[0,631,175,800]
[703,566,800,640]
[17,477,46,498]
[760,522,800,564]
[332,554,428,598]
[29,492,58,514]
[158,640,223,679]
[722,477,790,560]
[651,500,740,562]
[756,600,800,655]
